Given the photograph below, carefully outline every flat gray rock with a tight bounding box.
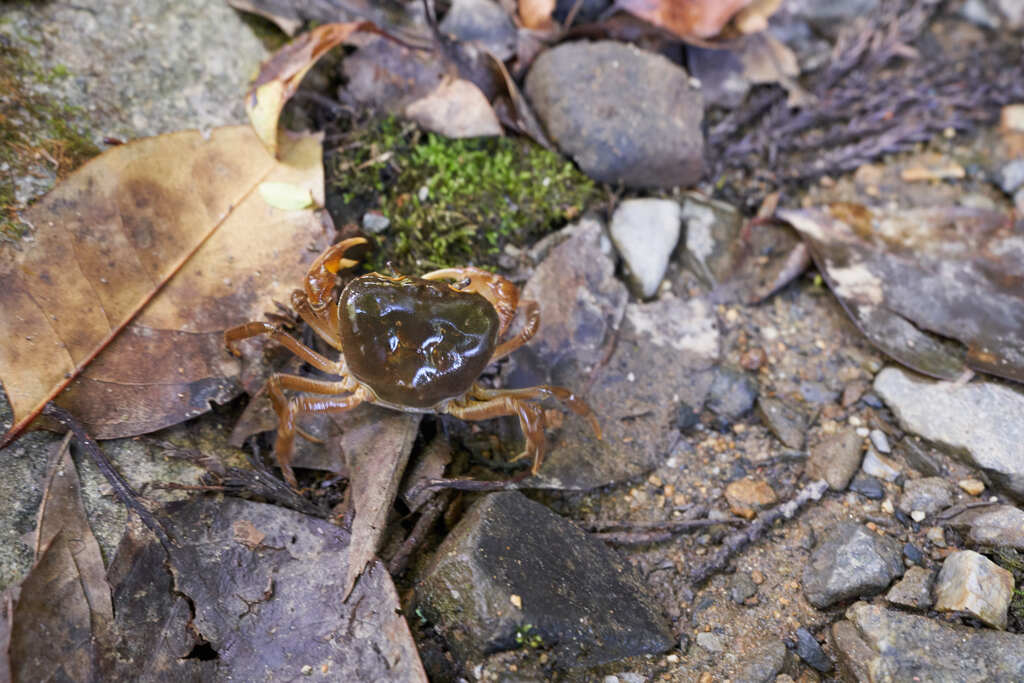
[874,367,1024,501]
[806,427,863,491]
[414,492,675,667]
[508,221,718,489]
[899,476,956,517]
[802,522,904,608]
[680,194,744,288]
[944,504,1024,550]
[439,0,517,61]
[609,198,681,298]
[525,41,704,189]
[833,603,1024,681]
[885,565,934,609]
[756,397,807,450]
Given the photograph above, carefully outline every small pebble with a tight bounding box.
[509,594,522,609]
[361,211,390,234]
[958,478,985,496]
[862,449,901,482]
[881,498,895,514]
[849,474,884,500]
[794,627,832,673]
[740,347,767,370]
[903,542,924,565]
[926,526,946,547]
[910,510,926,523]
[868,429,891,454]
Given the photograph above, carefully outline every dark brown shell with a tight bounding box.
[338,274,499,408]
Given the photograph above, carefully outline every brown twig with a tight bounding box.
[387,489,452,575]
[40,403,172,548]
[689,479,829,585]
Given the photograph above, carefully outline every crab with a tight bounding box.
[225,237,601,488]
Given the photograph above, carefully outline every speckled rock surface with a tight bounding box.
[802,522,904,608]
[834,603,1024,681]
[414,491,675,667]
[874,368,1024,501]
[933,550,1015,629]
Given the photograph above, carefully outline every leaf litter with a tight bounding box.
[0,127,328,441]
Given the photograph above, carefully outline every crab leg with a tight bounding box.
[266,374,366,487]
[291,290,346,351]
[446,396,548,473]
[225,322,343,374]
[470,384,602,439]
[491,299,540,361]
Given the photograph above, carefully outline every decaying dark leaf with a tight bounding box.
[338,409,421,598]
[779,204,1024,383]
[157,497,426,680]
[0,127,328,441]
[8,435,112,681]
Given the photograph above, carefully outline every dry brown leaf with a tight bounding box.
[405,77,504,138]
[247,22,379,155]
[519,0,556,30]
[9,435,112,681]
[0,126,327,441]
[339,409,421,599]
[614,0,754,40]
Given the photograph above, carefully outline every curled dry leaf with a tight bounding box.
[0,126,327,440]
[779,204,1024,383]
[519,0,557,30]
[247,21,379,155]
[9,436,112,682]
[613,0,758,41]
[406,76,504,138]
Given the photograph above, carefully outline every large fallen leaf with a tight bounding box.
[613,0,759,40]
[0,126,327,440]
[9,435,112,681]
[98,497,428,680]
[779,204,1024,383]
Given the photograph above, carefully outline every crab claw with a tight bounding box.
[304,236,368,310]
[421,267,519,334]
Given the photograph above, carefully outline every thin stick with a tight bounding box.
[387,490,452,576]
[689,479,829,585]
[40,403,172,548]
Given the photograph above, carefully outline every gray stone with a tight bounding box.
[609,198,681,298]
[998,159,1024,194]
[361,211,390,234]
[869,429,891,454]
[755,397,806,450]
[507,219,718,489]
[944,504,1024,551]
[849,474,884,500]
[996,0,1024,28]
[729,572,758,603]
[734,639,790,683]
[686,45,750,108]
[707,366,758,427]
[885,566,934,609]
[0,0,264,149]
[794,627,832,673]
[933,550,1015,629]
[962,0,1002,28]
[802,522,904,608]
[696,632,725,653]
[874,368,1024,501]
[525,41,704,189]
[834,603,1024,681]
[862,448,902,482]
[898,477,956,517]
[439,0,517,61]
[414,492,675,667]
[680,194,744,288]
[806,427,863,491]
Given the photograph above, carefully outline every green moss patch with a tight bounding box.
[325,116,596,274]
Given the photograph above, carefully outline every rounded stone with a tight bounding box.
[525,41,704,189]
